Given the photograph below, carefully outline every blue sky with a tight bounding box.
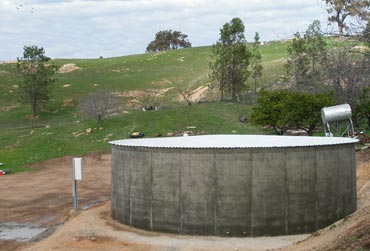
[0,0,332,60]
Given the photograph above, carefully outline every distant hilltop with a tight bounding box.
[0,60,17,64]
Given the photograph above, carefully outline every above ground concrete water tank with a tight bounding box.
[110,135,358,237]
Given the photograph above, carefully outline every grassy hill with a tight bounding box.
[0,41,289,173]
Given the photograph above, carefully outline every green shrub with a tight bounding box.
[251,90,334,135]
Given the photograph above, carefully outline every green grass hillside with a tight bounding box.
[0,42,288,173]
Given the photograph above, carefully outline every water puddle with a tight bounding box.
[0,223,48,241]
[81,196,110,210]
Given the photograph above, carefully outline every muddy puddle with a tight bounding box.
[0,223,48,241]
[81,196,110,210]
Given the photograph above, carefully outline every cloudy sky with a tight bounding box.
[0,0,332,61]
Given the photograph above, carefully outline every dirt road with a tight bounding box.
[0,149,369,251]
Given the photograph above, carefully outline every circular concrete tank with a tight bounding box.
[110,135,357,237]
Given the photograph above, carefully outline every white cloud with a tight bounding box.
[0,0,330,60]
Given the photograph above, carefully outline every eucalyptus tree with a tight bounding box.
[322,0,370,35]
[210,17,252,101]
[285,31,310,89]
[146,30,191,52]
[250,32,263,94]
[304,20,327,73]
[285,21,327,90]
[17,45,58,117]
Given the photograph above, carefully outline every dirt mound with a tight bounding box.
[113,87,173,99]
[0,70,8,76]
[178,85,209,103]
[190,86,208,101]
[20,202,308,251]
[112,88,174,109]
[58,64,81,73]
[0,105,18,112]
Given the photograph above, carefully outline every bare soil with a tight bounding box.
[113,87,174,99]
[0,153,111,251]
[0,149,369,251]
[178,85,209,103]
[58,64,81,73]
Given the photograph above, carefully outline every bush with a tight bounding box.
[355,87,370,129]
[251,90,334,135]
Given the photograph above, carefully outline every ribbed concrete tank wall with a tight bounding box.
[110,135,358,237]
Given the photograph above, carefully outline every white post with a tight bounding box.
[72,158,83,210]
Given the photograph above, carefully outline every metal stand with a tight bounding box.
[324,118,354,137]
[72,158,82,210]
[73,179,78,210]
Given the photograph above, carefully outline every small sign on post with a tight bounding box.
[72,158,83,210]
[73,158,82,180]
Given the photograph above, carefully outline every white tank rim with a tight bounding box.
[109,134,358,149]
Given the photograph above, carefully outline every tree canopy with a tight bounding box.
[17,45,58,117]
[322,0,370,35]
[285,20,327,89]
[210,17,251,101]
[146,30,191,52]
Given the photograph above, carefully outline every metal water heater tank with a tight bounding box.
[321,104,352,124]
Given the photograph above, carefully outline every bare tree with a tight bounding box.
[324,46,370,108]
[79,91,119,127]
